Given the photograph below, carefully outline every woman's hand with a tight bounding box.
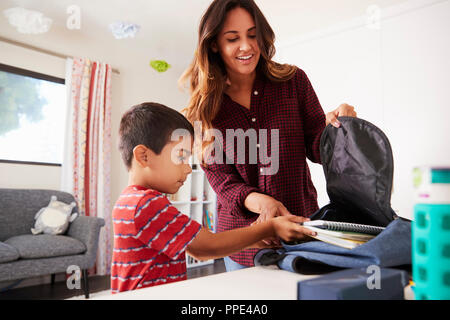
[326,103,357,128]
[245,192,291,245]
[244,192,291,222]
[245,192,310,245]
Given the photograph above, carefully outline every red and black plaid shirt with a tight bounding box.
[201,67,326,266]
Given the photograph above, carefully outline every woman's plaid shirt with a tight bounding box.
[202,67,326,266]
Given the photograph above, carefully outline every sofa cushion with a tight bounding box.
[4,235,86,259]
[0,241,20,263]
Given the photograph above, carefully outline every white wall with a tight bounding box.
[276,0,450,219]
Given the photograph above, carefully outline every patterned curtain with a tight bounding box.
[61,57,112,275]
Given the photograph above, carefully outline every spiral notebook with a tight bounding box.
[301,226,374,249]
[303,220,385,235]
[301,220,386,249]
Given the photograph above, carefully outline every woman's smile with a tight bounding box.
[236,54,255,65]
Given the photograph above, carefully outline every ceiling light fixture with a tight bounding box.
[3,7,52,34]
[109,21,140,39]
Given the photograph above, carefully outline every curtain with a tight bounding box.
[61,57,112,275]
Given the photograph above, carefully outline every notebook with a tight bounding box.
[303,220,385,235]
[300,220,385,249]
[302,226,372,249]
[303,226,376,241]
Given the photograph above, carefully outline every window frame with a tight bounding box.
[0,63,66,167]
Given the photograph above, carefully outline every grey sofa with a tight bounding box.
[0,188,105,298]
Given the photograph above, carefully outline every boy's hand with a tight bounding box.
[271,215,317,242]
[251,220,281,246]
[252,215,312,245]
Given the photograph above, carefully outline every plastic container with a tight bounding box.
[412,166,450,300]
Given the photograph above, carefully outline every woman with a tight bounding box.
[180,0,357,271]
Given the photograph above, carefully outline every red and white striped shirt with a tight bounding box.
[111,185,201,293]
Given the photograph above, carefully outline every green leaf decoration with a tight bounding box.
[150,60,171,72]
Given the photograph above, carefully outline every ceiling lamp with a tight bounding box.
[109,21,140,39]
[3,7,52,34]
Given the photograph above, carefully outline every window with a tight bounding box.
[0,63,66,166]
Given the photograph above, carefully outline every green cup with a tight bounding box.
[412,203,450,300]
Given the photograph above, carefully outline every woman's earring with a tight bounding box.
[211,42,219,53]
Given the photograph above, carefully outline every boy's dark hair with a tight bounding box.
[119,102,194,169]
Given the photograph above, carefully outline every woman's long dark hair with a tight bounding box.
[179,0,297,163]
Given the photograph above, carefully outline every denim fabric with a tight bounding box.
[254,218,411,273]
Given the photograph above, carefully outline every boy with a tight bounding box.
[111,102,316,293]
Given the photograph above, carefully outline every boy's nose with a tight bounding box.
[185,164,193,174]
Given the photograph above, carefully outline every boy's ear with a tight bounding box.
[133,145,154,168]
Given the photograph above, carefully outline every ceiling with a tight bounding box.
[0,0,411,69]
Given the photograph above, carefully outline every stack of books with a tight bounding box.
[302,220,386,249]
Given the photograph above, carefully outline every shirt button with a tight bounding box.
[254,90,258,95]
[260,168,264,173]
[256,143,260,148]
[252,117,256,122]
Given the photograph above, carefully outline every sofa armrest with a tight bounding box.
[67,215,105,268]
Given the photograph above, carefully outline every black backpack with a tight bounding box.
[310,116,399,227]
[254,117,412,273]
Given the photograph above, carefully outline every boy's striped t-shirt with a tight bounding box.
[111,185,201,293]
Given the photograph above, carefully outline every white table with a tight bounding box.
[92,265,414,300]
